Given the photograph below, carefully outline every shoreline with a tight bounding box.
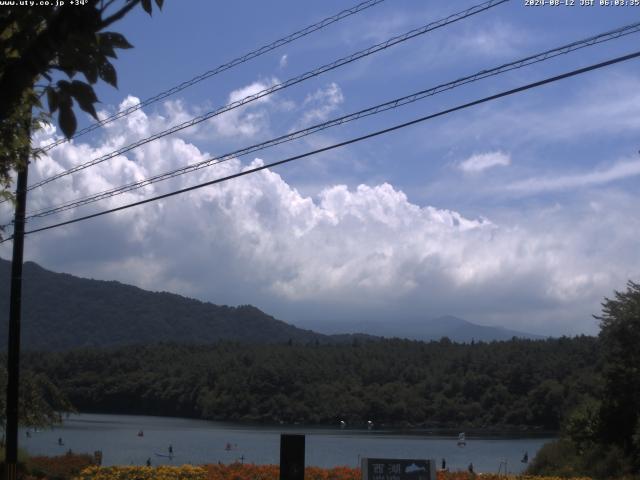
[64,411,558,438]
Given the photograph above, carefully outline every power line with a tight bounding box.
[26,0,509,192]
[24,21,640,220]
[36,0,388,153]
[7,49,638,242]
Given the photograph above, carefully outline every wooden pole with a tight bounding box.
[5,156,29,480]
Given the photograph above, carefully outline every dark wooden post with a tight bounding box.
[280,434,305,480]
[5,161,29,480]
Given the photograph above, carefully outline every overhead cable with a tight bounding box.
[25,21,640,220]
[26,0,509,192]
[36,0,388,153]
[6,49,637,242]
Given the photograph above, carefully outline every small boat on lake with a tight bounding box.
[457,432,466,447]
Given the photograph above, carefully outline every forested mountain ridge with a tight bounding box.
[25,336,600,430]
[0,258,330,350]
[0,258,544,350]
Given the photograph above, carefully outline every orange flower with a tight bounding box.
[202,463,361,480]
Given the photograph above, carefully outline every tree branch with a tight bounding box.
[100,0,140,29]
[100,0,119,14]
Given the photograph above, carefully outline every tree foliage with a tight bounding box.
[0,366,73,430]
[24,336,599,430]
[0,0,162,432]
[528,281,640,478]
[0,0,163,195]
[595,280,640,469]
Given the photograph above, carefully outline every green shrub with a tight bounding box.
[0,447,30,463]
[527,438,640,479]
[526,439,584,477]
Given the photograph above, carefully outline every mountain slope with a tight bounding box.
[303,315,544,342]
[0,258,543,350]
[403,315,545,342]
[0,258,328,350]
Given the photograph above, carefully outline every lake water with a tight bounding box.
[21,413,553,474]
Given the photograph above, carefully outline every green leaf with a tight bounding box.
[99,32,133,50]
[59,65,76,78]
[31,92,43,110]
[0,190,14,203]
[69,80,99,120]
[141,0,152,14]
[98,61,117,88]
[46,87,59,114]
[83,59,99,84]
[98,39,117,59]
[58,43,85,73]
[56,80,71,92]
[58,103,77,139]
[69,80,98,103]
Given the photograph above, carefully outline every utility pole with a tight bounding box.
[5,138,30,480]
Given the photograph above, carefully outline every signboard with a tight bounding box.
[361,458,436,480]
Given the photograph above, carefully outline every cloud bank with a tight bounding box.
[507,159,640,194]
[2,94,638,337]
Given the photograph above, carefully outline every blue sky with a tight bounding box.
[2,0,639,336]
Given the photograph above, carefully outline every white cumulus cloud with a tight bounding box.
[458,151,511,173]
[294,82,344,129]
[4,96,639,337]
[208,78,279,138]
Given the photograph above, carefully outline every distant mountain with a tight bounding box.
[0,259,339,351]
[401,315,545,342]
[303,315,544,343]
[0,258,542,350]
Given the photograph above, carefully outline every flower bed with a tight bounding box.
[71,463,595,480]
[204,464,360,480]
[27,452,96,480]
[72,465,207,480]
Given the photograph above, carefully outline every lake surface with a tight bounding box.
[21,413,553,474]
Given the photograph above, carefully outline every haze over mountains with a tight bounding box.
[302,315,545,343]
[0,258,544,350]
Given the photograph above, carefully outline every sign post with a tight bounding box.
[361,458,436,480]
[280,434,305,480]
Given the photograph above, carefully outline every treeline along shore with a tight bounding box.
[23,336,598,430]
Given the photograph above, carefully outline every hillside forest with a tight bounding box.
[24,336,598,430]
